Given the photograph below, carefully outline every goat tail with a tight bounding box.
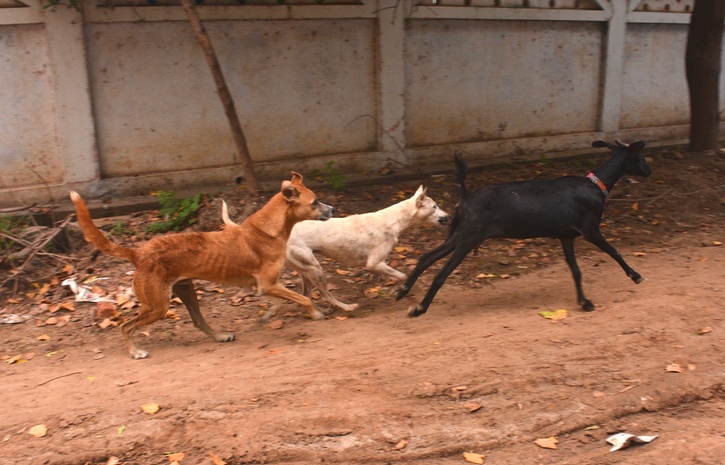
[453,152,469,198]
[69,191,138,264]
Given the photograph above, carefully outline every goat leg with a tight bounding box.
[395,239,457,301]
[560,237,595,311]
[583,230,643,284]
[408,242,475,317]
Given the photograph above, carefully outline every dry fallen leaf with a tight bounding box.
[665,363,684,373]
[698,327,712,335]
[209,452,226,465]
[538,309,568,321]
[37,334,50,341]
[394,439,408,450]
[6,354,27,365]
[165,309,182,320]
[106,457,121,465]
[463,401,482,413]
[141,403,160,415]
[28,424,47,438]
[335,269,352,275]
[59,301,75,312]
[98,318,117,329]
[463,451,485,464]
[266,320,284,330]
[96,301,118,319]
[167,452,185,462]
[535,436,559,450]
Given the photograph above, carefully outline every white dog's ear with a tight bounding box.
[221,200,236,225]
[414,185,428,207]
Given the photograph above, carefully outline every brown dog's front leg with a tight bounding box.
[262,282,326,320]
[172,280,235,342]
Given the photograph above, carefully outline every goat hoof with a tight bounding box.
[633,275,644,284]
[394,287,409,301]
[407,305,425,318]
[582,300,595,312]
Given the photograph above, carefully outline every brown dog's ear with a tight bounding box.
[281,180,300,202]
[290,171,304,184]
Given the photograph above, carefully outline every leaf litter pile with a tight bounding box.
[1,147,725,465]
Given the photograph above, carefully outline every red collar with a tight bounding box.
[587,173,609,198]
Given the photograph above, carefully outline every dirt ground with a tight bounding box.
[1,145,725,465]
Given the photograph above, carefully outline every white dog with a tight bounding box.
[222,185,449,314]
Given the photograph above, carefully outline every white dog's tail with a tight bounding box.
[221,200,236,225]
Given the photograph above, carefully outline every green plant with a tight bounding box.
[312,161,347,190]
[109,220,134,237]
[146,191,203,233]
[0,215,31,251]
[538,154,552,167]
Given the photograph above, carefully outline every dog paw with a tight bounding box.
[131,349,149,359]
[339,303,359,312]
[259,309,276,324]
[215,333,235,343]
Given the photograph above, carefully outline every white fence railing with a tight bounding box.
[0,0,720,206]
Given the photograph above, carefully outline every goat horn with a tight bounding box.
[614,139,629,147]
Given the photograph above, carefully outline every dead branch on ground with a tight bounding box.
[1,214,75,296]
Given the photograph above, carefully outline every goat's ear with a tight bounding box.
[592,140,615,150]
[281,180,300,202]
[626,141,646,153]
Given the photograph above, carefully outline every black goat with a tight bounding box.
[394,140,652,317]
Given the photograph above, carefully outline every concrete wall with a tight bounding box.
[0,0,722,206]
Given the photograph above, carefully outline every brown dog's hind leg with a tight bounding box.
[121,276,171,359]
[172,279,235,343]
[262,281,326,320]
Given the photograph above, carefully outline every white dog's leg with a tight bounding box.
[365,247,408,281]
[287,245,356,313]
[366,262,407,281]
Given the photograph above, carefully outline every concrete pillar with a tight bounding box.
[42,4,99,186]
[599,1,627,133]
[375,0,407,156]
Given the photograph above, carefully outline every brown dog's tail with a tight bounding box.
[69,191,137,264]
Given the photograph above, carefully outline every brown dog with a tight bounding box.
[70,172,333,359]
